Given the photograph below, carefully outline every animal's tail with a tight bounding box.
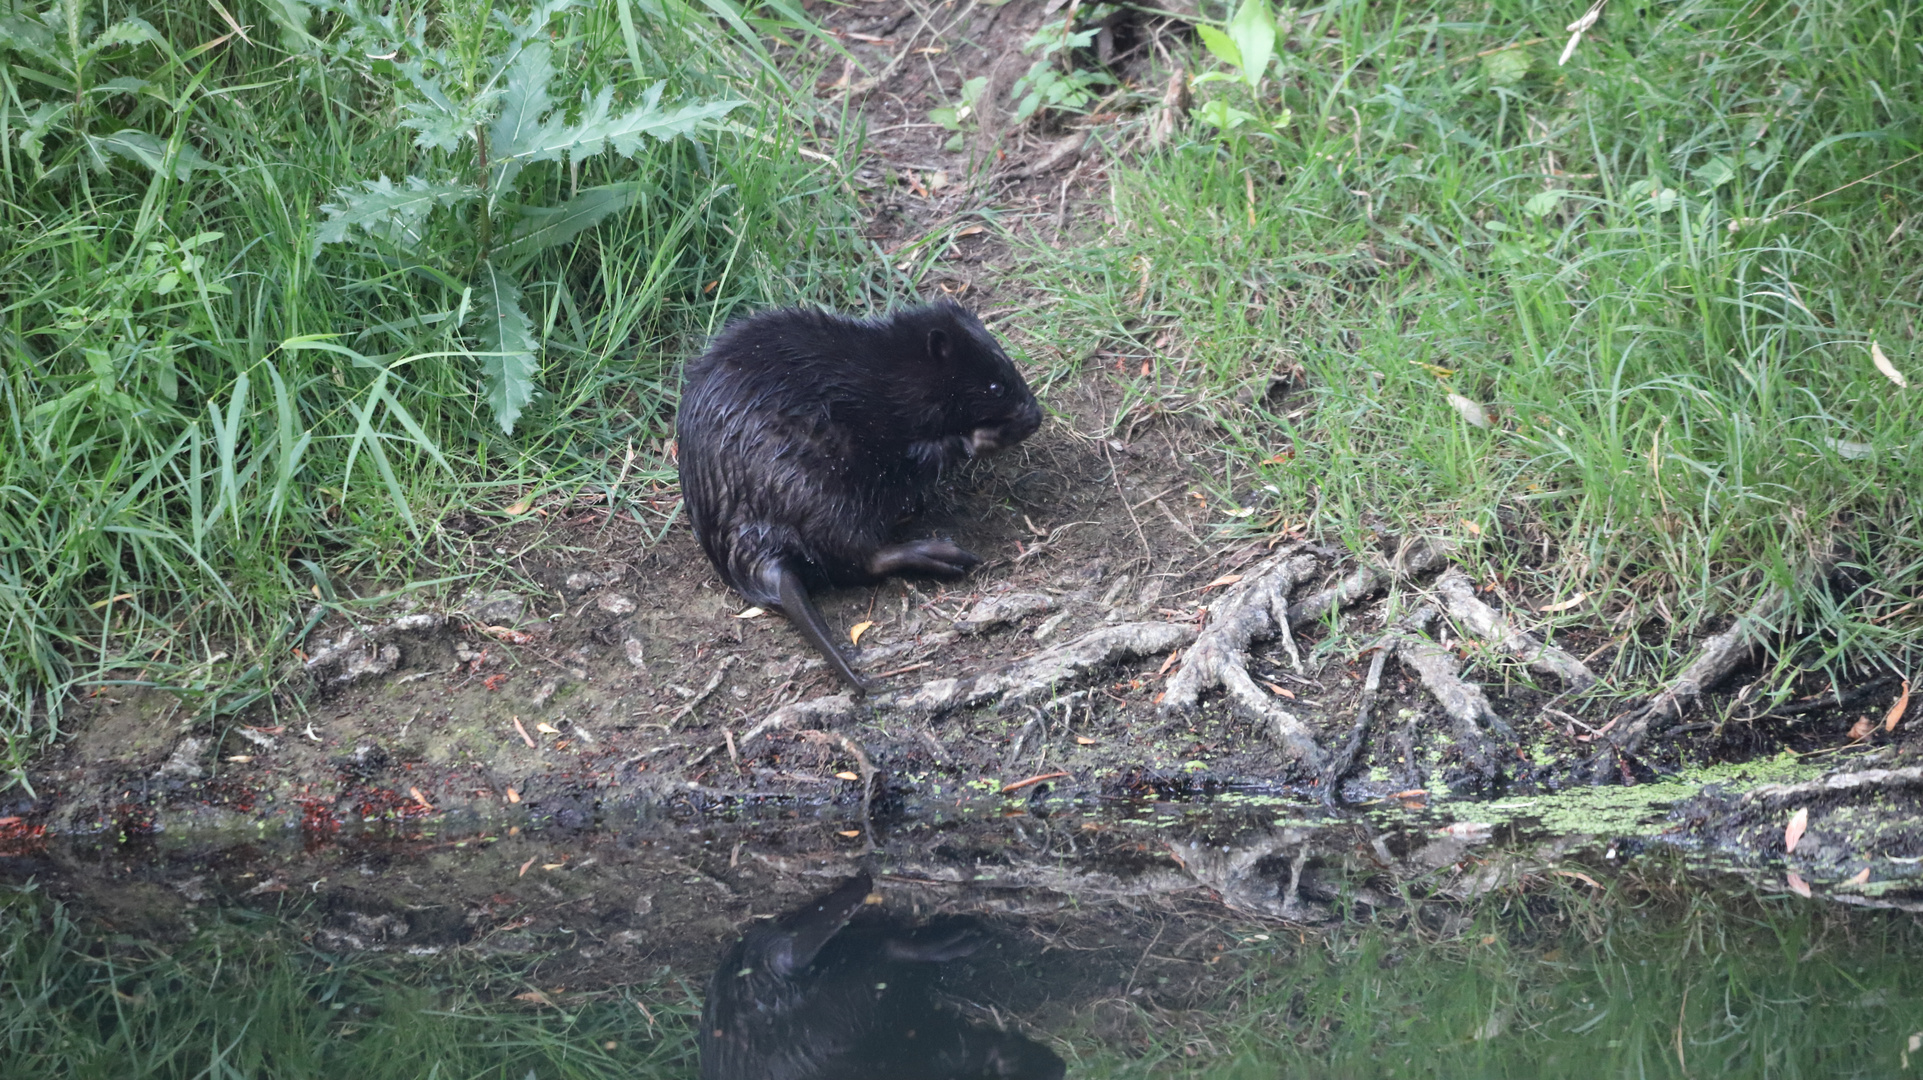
[771,560,871,694]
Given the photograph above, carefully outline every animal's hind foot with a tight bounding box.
[868,539,981,578]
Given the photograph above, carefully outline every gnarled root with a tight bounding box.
[1433,568,1596,688]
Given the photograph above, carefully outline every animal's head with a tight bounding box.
[915,302,1044,456]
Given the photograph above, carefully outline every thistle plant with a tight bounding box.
[313,0,744,433]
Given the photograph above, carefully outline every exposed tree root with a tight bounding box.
[1160,554,1324,766]
[1433,567,1596,688]
[1582,585,1787,780]
[1383,605,1514,780]
[738,622,1195,745]
[884,621,1197,714]
[1284,538,1454,629]
[1741,765,1923,806]
[1318,648,1387,804]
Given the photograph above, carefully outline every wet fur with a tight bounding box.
[676,302,1042,690]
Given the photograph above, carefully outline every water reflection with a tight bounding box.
[699,871,1064,1080]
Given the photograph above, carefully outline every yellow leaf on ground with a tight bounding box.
[1785,871,1812,898]
[536,722,562,735]
[506,787,521,803]
[1847,716,1875,742]
[1785,807,1809,853]
[505,499,533,515]
[1203,574,1242,590]
[1075,736,1097,745]
[849,620,875,645]
[837,830,862,838]
[835,771,860,781]
[1847,867,1871,886]
[1539,592,1587,613]
[734,606,766,619]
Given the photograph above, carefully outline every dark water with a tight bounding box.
[2,795,1919,1078]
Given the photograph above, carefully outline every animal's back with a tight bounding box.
[676,309,920,606]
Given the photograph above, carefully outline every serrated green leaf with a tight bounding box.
[494,183,643,262]
[397,58,486,151]
[1226,0,1274,87]
[88,129,218,180]
[493,84,745,168]
[488,38,556,194]
[0,14,61,65]
[1194,24,1242,70]
[81,18,168,62]
[314,175,476,254]
[468,262,539,434]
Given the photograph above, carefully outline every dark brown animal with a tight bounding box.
[698,872,1066,1080]
[676,303,1042,690]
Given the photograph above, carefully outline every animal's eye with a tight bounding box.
[987,382,1004,396]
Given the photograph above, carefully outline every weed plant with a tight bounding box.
[1023,0,1922,697]
[0,0,887,786]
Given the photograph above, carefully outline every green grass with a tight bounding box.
[5,870,1919,1078]
[0,0,894,788]
[1019,0,1922,697]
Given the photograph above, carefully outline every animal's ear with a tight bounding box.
[926,327,953,364]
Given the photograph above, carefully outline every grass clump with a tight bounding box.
[0,0,885,787]
[1022,0,1922,694]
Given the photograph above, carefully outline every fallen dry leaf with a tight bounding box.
[536,721,562,735]
[1872,341,1909,388]
[505,499,533,516]
[1001,771,1070,795]
[513,990,556,1006]
[1263,681,1297,698]
[836,830,862,838]
[1847,716,1875,742]
[1785,807,1809,853]
[543,862,565,870]
[1446,393,1493,429]
[1846,866,1871,886]
[849,620,874,645]
[734,606,766,619]
[1458,518,1483,537]
[518,857,536,877]
[1886,680,1912,732]
[482,625,533,644]
[1553,869,1604,889]
[1075,735,1097,745]
[1785,871,1812,898]
[1203,574,1244,590]
[1538,592,1587,613]
[512,717,536,748]
[408,786,434,811]
[1260,449,1294,465]
[954,224,985,238]
[225,754,253,763]
[505,786,521,803]
[834,771,860,781]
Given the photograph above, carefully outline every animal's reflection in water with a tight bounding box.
[699,872,1066,1080]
